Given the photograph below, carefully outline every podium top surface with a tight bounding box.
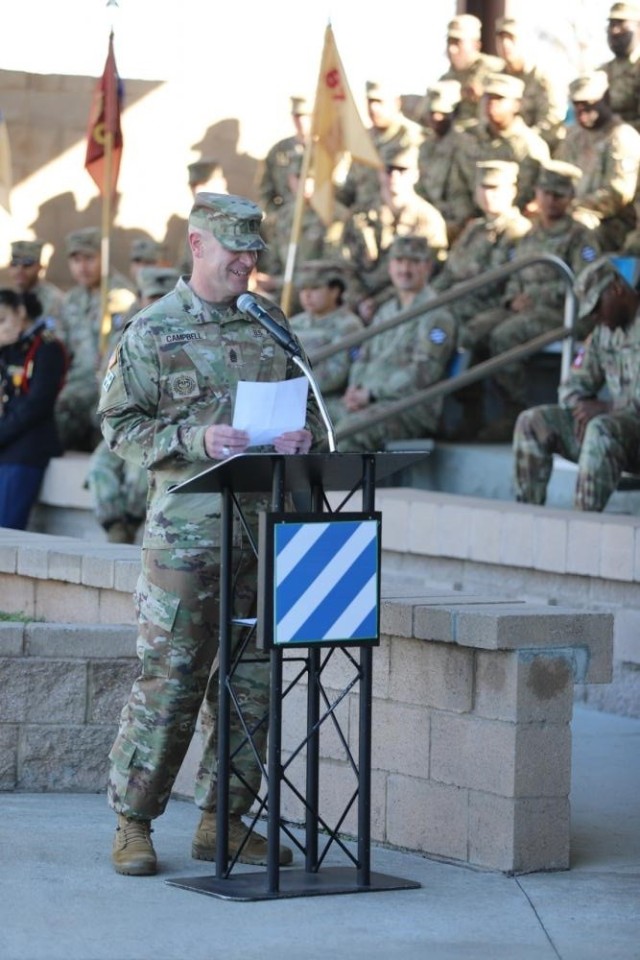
[170,451,428,495]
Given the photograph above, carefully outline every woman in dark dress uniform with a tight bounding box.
[0,289,67,529]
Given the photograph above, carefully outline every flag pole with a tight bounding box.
[99,119,113,357]
[279,138,314,317]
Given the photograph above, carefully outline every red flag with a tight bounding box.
[85,31,123,197]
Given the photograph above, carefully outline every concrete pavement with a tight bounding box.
[1,705,639,960]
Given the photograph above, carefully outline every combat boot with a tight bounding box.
[104,519,134,544]
[112,814,157,876]
[192,811,293,866]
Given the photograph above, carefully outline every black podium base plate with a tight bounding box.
[166,866,421,901]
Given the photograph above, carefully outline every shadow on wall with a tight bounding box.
[0,118,265,291]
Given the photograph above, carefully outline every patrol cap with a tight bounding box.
[495,16,520,35]
[290,95,311,115]
[10,240,43,264]
[609,2,640,20]
[295,259,347,289]
[425,80,462,114]
[385,144,419,171]
[537,160,583,195]
[569,71,609,103]
[187,159,222,187]
[137,266,179,299]
[65,227,101,256]
[130,238,164,263]
[483,73,525,99]
[365,80,394,101]
[189,193,266,252]
[447,14,482,39]
[574,255,639,318]
[389,235,432,261]
[475,160,519,187]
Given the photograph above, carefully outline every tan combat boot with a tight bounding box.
[192,811,293,866]
[112,814,157,876]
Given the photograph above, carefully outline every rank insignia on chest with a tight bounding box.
[225,344,244,365]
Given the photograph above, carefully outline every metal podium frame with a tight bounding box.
[166,450,425,901]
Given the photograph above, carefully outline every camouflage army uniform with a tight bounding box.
[345,196,448,306]
[464,215,600,407]
[557,115,640,251]
[337,119,417,214]
[260,198,352,278]
[99,278,322,820]
[600,50,640,131]
[452,116,551,212]
[513,303,640,511]
[416,126,477,240]
[428,205,532,325]
[258,134,306,215]
[502,62,567,150]
[31,279,65,328]
[55,271,134,451]
[334,285,456,450]
[439,53,505,126]
[290,304,363,421]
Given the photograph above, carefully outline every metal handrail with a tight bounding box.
[307,253,578,443]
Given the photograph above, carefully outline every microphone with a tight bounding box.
[237,293,302,357]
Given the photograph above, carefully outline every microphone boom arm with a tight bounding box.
[291,354,337,453]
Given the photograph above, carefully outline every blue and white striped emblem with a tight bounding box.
[273,518,380,645]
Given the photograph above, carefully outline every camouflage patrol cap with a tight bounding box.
[425,81,462,114]
[130,238,164,263]
[290,95,311,115]
[389,235,432,261]
[483,73,525,99]
[295,259,347,289]
[188,159,222,187]
[65,227,101,256]
[495,16,520,35]
[385,144,419,170]
[609,2,640,20]
[569,71,609,103]
[365,80,394,101]
[537,160,583,195]
[447,14,482,39]
[10,240,44,263]
[475,160,519,187]
[189,193,266,251]
[574,255,638,318]
[138,266,179,299]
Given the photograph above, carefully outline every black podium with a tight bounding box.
[166,451,425,901]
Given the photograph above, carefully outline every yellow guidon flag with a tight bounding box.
[310,23,383,226]
[0,109,12,214]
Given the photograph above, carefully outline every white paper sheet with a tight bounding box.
[232,378,309,446]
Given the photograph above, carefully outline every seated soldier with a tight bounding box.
[289,260,363,422]
[513,256,640,511]
[460,160,601,443]
[334,236,456,451]
[7,239,65,329]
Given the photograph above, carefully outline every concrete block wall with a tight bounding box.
[365,488,640,717]
[277,596,612,874]
[0,621,137,792]
[0,529,139,793]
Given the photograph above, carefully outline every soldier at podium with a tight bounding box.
[99,193,323,876]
